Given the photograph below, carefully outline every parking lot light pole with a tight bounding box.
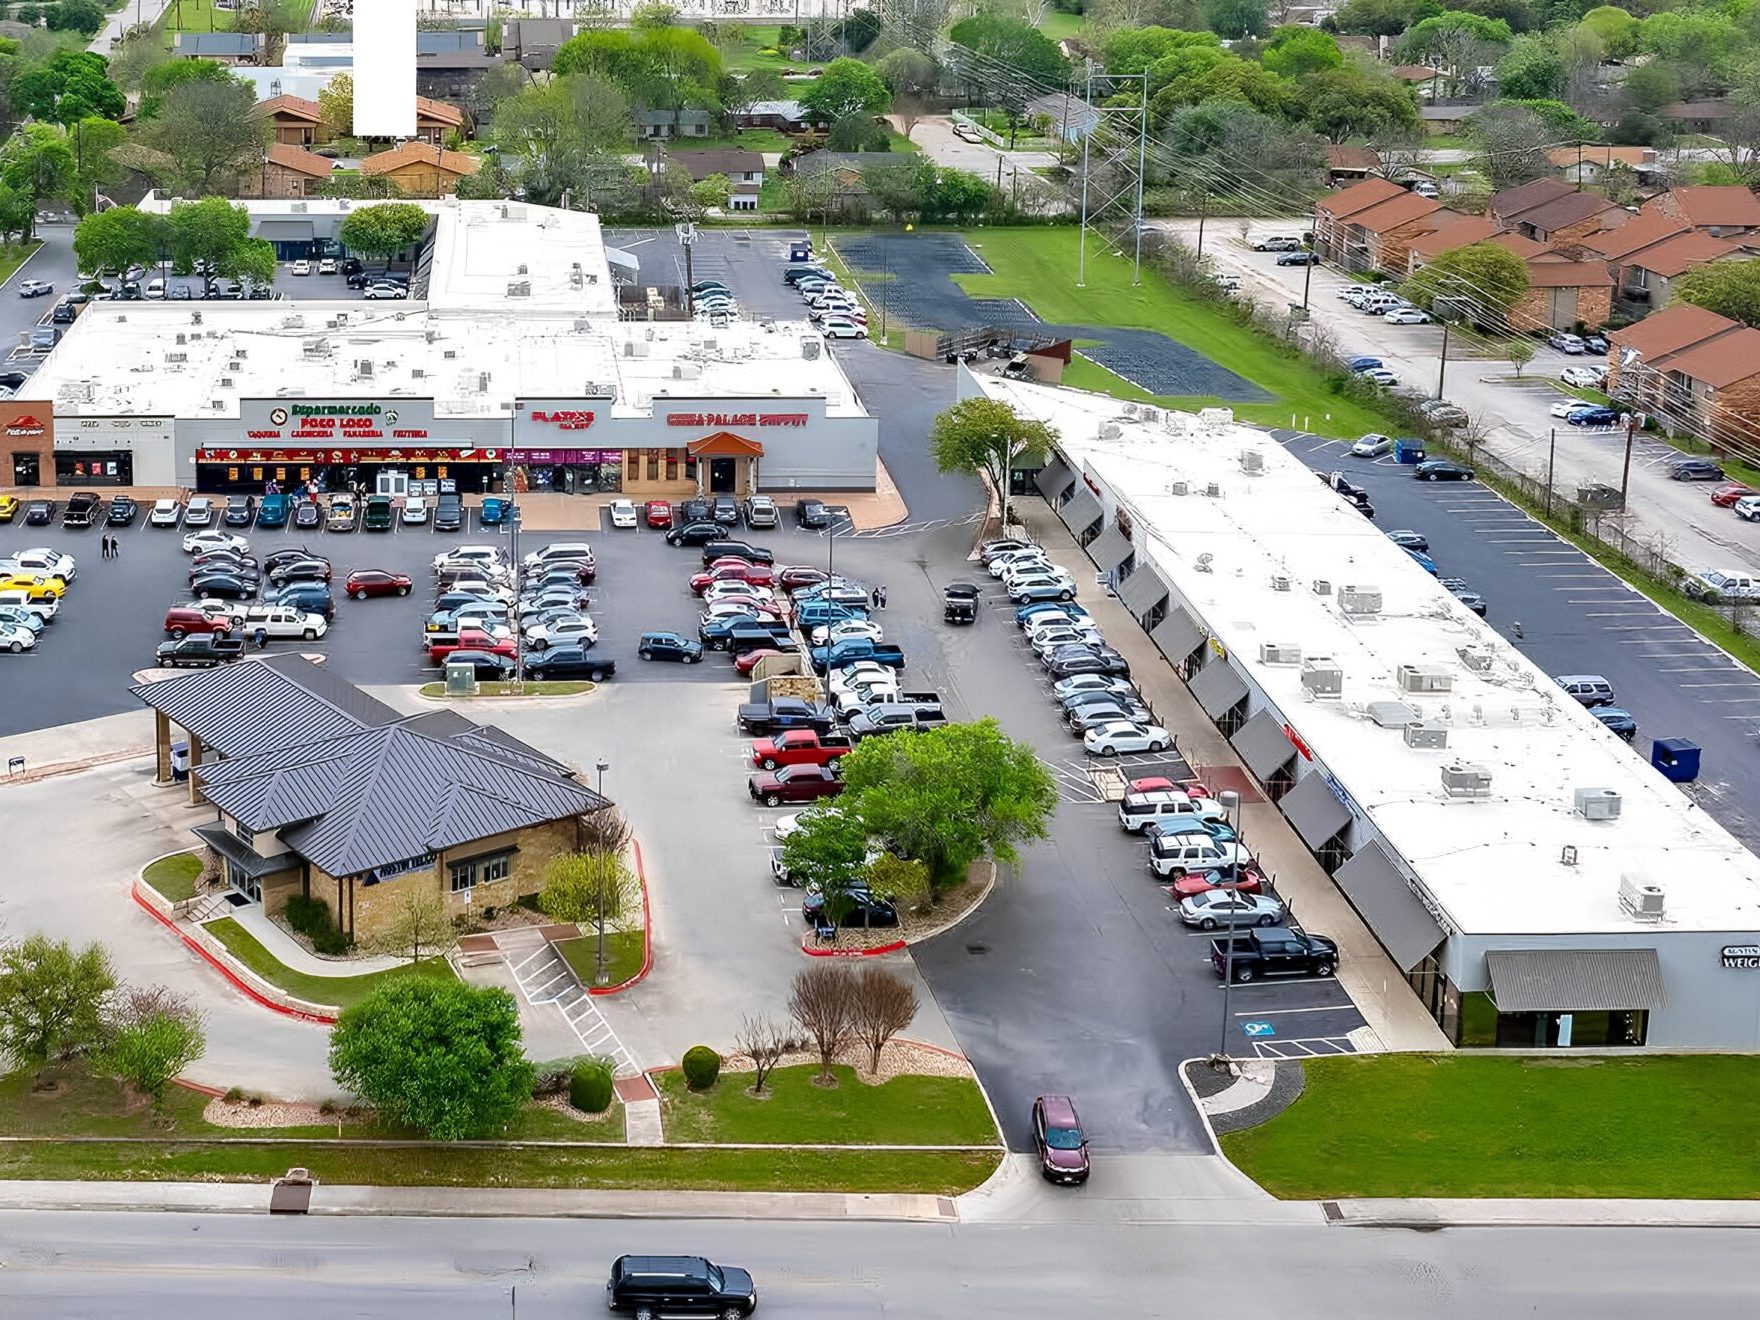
[1215,789,1242,1062]
[594,758,611,985]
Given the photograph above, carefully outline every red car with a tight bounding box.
[1129,775,1212,799]
[645,500,673,528]
[1165,867,1264,901]
[734,646,789,675]
[690,562,778,594]
[428,629,517,664]
[345,569,413,599]
[778,565,829,593]
[1710,483,1757,508]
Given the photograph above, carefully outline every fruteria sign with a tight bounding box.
[240,398,437,443]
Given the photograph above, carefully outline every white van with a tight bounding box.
[1117,789,1229,834]
[145,278,166,300]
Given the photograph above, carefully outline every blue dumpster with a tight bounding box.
[1652,737,1701,783]
[1394,438,1427,464]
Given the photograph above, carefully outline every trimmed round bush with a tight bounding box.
[681,1044,721,1091]
[569,1058,614,1114]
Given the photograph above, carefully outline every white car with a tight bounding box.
[4,548,75,580]
[1083,720,1173,756]
[1363,368,1400,387]
[237,605,328,640]
[702,598,777,621]
[433,545,506,573]
[317,258,337,275]
[989,549,1052,577]
[1338,284,1378,300]
[1351,433,1393,457]
[829,661,896,698]
[364,282,407,299]
[1550,398,1597,419]
[1385,307,1430,324]
[821,318,866,340]
[183,496,216,527]
[1178,890,1285,930]
[1051,673,1134,702]
[704,579,775,604]
[1000,559,1068,586]
[1734,496,1760,522]
[1561,365,1606,387]
[290,259,311,276]
[0,622,35,653]
[1549,331,1585,354]
[1032,625,1105,657]
[608,498,638,528]
[0,589,54,621]
[524,615,599,649]
[810,618,884,647]
[16,279,52,298]
[402,497,430,524]
[182,528,248,555]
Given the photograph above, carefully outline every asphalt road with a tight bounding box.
[1285,431,1760,851]
[5,1210,1758,1318]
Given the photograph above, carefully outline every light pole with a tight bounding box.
[593,758,610,985]
[676,221,696,317]
[1214,788,1242,1062]
[504,446,522,689]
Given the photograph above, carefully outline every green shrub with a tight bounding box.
[283,895,352,955]
[569,1057,615,1113]
[682,1044,721,1091]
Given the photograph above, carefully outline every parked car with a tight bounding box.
[1733,495,1760,522]
[326,495,358,530]
[522,646,616,681]
[22,500,55,525]
[1082,720,1172,756]
[1276,251,1320,265]
[1179,889,1284,930]
[1414,460,1474,481]
[1384,307,1429,324]
[749,729,855,771]
[1567,405,1620,428]
[400,497,430,525]
[293,500,322,530]
[192,572,258,601]
[0,622,35,652]
[183,496,216,527]
[1351,433,1393,457]
[1555,673,1615,706]
[667,520,725,547]
[748,764,845,807]
[608,498,638,529]
[363,282,407,299]
[1560,365,1605,387]
[1685,569,1760,602]
[1672,457,1725,481]
[604,1255,756,1317]
[1440,577,1487,616]
[0,494,16,522]
[744,495,778,528]
[1709,483,1756,508]
[1591,706,1638,742]
[700,540,774,566]
[345,570,412,599]
[1548,331,1586,354]
[737,697,836,736]
[223,495,257,527]
[154,635,246,668]
[1031,1094,1090,1185]
[1252,236,1302,251]
[645,500,674,528]
[1362,368,1399,387]
[1210,928,1337,981]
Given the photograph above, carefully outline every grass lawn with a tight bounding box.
[690,128,795,154]
[416,680,594,698]
[204,917,454,1011]
[718,24,789,73]
[557,930,645,990]
[950,228,1400,437]
[1224,1054,1760,1199]
[1039,10,1087,41]
[142,851,202,903]
[0,241,41,287]
[657,1063,1000,1147]
[159,0,234,39]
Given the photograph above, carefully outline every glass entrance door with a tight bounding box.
[376,469,409,497]
[225,860,261,903]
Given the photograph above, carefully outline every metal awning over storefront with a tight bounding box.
[1150,607,1204,664]
[1486,948,1666,1012]
[1281,772,1352,850]
[1059,485,1101,536]
[1035,454,1074,501]
[1334,841,1444,972]
[193,823,296,880]
[1231,710,1297,782]
[1087,525,1133,576]
[1189,660,1248,719]
[1117,566,1169,618]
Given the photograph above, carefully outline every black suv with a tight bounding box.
[700,540,774,566]
[666,520,724,547]
[606,1254,757,1317]
[679,496,713,524]
[795,498,830,528]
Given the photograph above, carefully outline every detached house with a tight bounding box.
[251,143,334,199]
[359,141,481,197]
[255,94,325,147]
[1324,145,1381,185]
[414,96,466,146]
[1608,304,1760,451]
[1620,231,1748,317]
[1546,145,1660,188]
[667,149,765,212]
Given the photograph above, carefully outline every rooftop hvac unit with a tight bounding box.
[574,319,590,332]
[1260,642,1302,665]
[517,263,528,275]
[1618,875,1666,922]
[1574,787,1623,820]
[219,377,234,389]
[1339,585,1382,615]
[175,332,187,345]
[1404,723,1449,749]
[1301,655,1343,699]
[476,372,490,392]
[443,349,457,359]
[1141,408,1159,423]
[672,363,701,379]
[1122,403,1139,417]
[356,359,373,377]
[1397,663,1454,694]
[1271,575,1291,592]
[208,399,222,410]
[1204,483,1222,498]
[1100,423,1122,439]
[1169,481,1188,496]
[1440,761,1493,798]
[227,360,241,371]
[1312,579,1332,596]
[801,339,821,360]
[411,368,425,379]
[1239,449,1264,474]
[425,330,439,343]
[1367,701,1420,728]
[1457,646,1494,672]
[506,281,531,297]
[165,352,187,364]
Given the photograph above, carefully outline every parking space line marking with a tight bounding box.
[1233,1003,1356,1016]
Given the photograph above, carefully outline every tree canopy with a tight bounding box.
[0,934,115,1074]
[169,197,275,288]
[338,201,431,259]
[930,396,1058,524]
[553,25,723,115]
[142,73,270,195]
[1674,259,1760,330]
[75,204,170,274]
[1402,240,1530,324]
[12,50,123,126]
[800,56,891,124]
[1260,26,1342,79]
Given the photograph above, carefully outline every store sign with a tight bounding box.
[68,416,173,448]
[362,852,436,884]
[665,412,808,428]
[1721,944,1760,969]
[239,397,436,443]
[1282,723,1313,761]
[529,409,597,431]
[3,412,46,438]
[197,447,497,465]
[507,449,622,465]
[512,398,615,445]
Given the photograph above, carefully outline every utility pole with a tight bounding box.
[1546,427,1557,518]
[1131,74,1147,286]
[1301,248,1314,312]
[1619,411,1639,510]
[593,758,610,984]
[1076,64,1093,288]
[1436,320,1451,399]
[1195,192,1208,259]
[1213,789,1242,1060]
[676,221,696,317]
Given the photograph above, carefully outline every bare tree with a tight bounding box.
[577,805,633,856]
[734,1013,791,1095]
[850,965,917,1072]
[371,887,458,965]
[788,964,857,1085]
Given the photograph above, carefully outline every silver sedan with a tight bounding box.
[1178,890,1285,930]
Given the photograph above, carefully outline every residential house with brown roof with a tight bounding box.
[1620,231,1748,317]
[667,148,765,212]
[1403,213,1499,273]
[1661,101,1735,135]
[1545,145,1659,188]
[1346,190,1445,276]
[255,94,324,147]
[1642,186,1760,238]
[1607,304,1760,451]
[359,141,481,197]
[1312,178,1426,271]
[1489,179,1628,249]
[250,143,334,200]
[414,96,466,146]
[1324,145,1381,185]
[1509,253,1614,332]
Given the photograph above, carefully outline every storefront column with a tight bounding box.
[186,732,205,806]
[153,710,172,785]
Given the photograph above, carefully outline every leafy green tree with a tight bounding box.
[318,72,353,140]
[1622,61,1681,115]
[1674,258,1760,329]
[781,806,871,920]
[0,934,115,1077]
[839,720,1058,890]
[950,14,1070,90]
[1102,25,1222,78]
[1,125,74,240]
[1329,0,1438,37]
[827,113,890,152]
[923,166,995,224]
[1636,10,1743,97]
[1494,34,1564,101]
[1300,64,1420,141]
[1398,13,1512,94]
[487,75,631,208]
[12,50,123,126]
[144,73,270,195]
[1502,97,1599,142]
[169,197,274,289]
[864,851,931,912]
[1262,24,1340,77]
[102,986,204,1110]
[800,56,891,124]
[0,180,34,245]
[137,56,229,118]
[876,46,938,98]
[634,26,724,115]
[48,0,106,34]
[540,851,638,981]
[726,67,789,114]
[370,888,458,966]
[67,114,123,214]
[930,395,1057,531]
[329,980,533,1140]
[690,172,732,209]
[75,204,168,275]
[1203,0,1267,39]
[338,200,430,263]
[1402,241,1529,325]
[1505,338,1536,377]
[1578,5,1637,59]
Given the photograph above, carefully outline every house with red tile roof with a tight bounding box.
[1607,304,1760,451]
[254,94,324,147]
[1313,178,1440,275]
[1641,186,1760,238]
[249,142,335,199]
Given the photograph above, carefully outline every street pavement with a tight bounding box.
[3,1208,1758,1316]
[1152,215,1760,582]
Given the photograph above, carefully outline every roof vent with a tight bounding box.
[175,332,187,345]
[1271,575,1291,591]
[1440,761,1492,798]
[1397,663,1453,694]
[443,349,457,359]
[1239,449,1264,474]
[1457,645,1494,672]
[1169,480,1188,496]
[219,377,234,388]
[1259,642,1302,665]
[356,359,373,377]
[1618,875,1665,922]
[1204,482,1221,498]
[1311,579,1331,596]
[507,280,531,297]
[1403,723,1449,749]
[1301,655,1343,699]
[1100,423,1121,439]
[1574,787,1623,820]
[1339,584,1382,615]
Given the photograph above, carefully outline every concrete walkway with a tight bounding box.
[220,901,404,976]
[1012,501,1452,1055]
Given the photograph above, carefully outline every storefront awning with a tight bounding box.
[1117,565,1168,618]
[1231,709,1296,782]
[193,822,298,881]
[1087,525,1133,577]
[1281,772,1352,850]
[1189,659,1248,720]
[1034,454,1073,501]
[686,430,764,458]
[254,220,315,242]
[1059,485,1101,537]
[1150,607,1204,665]
[1334,841,1443,972]
[1486,948,1666,1013]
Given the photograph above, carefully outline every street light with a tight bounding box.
[594,757,611,985]
[1214,789,1243,1062]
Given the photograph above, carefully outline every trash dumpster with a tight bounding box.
[170,740,190,783]
[1652,737,1701,783]
[1394,438,1427,464]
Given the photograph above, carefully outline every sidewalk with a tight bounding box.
[223,902,403,976]
[1011,501,1450,1054]
[0,709,154,783]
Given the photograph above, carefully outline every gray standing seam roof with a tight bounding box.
[132,654,401,758]
[1486,948,1666,1013]
[1060,485,1102,537]
[1116,565,1168,618]
[1281,772,1353,850]
[1087,525,1133,576]
[1150,607,1204,665]
[1189,660,1249,720]
[1333,841,1444,972]
[1035,455,1074,501]
[1231,709,1296,782]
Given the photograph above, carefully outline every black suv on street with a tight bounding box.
[606,1254,757,1316]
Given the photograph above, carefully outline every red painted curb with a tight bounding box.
[131,884,337,1026]
[587,836,653,995]
[800,938,908,958]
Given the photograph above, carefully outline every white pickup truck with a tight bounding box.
[238,605,328,640]
[1685,569,1760,603]
[0,589,56,622]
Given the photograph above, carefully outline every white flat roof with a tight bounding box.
[983,377,1760,937]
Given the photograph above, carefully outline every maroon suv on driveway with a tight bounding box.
[1032,1094,1091,1185]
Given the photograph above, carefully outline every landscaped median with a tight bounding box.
[140,851,203,905]
[1221,1054,1760,1200]
[202,917,454,1014]
[415,680,596,699]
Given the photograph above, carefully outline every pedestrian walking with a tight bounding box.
[102,533,114,559]
[111,533,120,560]
[877,585,888,609]
[870,586,881,609]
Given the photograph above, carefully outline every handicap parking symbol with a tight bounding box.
[1242,1021,1276,1038]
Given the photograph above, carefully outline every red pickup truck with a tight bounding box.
[427,628,517,664]
[748,764,845,807]
[749,729,856,771]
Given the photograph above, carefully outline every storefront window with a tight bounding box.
[54,452,133,486]
[666,451,679,481]
[646,449,660,481]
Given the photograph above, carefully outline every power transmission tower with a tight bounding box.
[1073,65,1149,287]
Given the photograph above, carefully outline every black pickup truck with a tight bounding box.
[155,635,247,668]
[736,696,836,737]
[1209,929,1337,983]
[62,491,102,527]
